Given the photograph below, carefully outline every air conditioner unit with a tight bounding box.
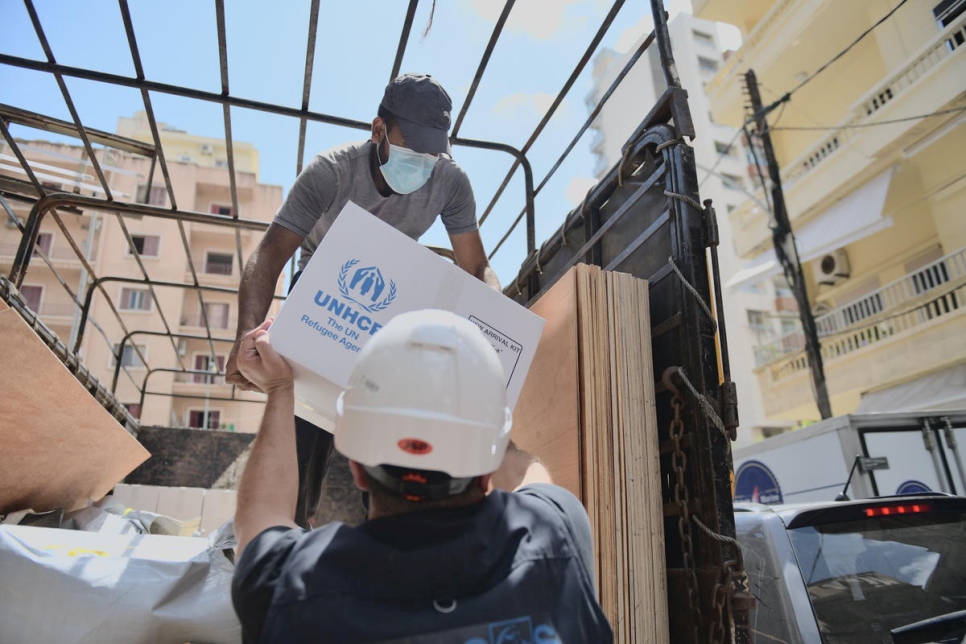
[177,339,187,356]
[815,249,851,285]
[4,217,20,229]
[200,143,214,155]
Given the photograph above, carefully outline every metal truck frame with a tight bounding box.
[0,0,747,640]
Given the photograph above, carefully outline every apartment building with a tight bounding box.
[0,112,283,432]
[588,12,793,442]
[694,0,966,421]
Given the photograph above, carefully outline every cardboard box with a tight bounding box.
[270,201,545,432]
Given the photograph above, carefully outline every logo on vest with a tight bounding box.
[338,259,397,313]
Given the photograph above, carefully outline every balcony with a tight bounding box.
[755,245,966,369]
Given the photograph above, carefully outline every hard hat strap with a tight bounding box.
[364,465,474,502]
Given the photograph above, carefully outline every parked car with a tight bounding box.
[735,494,966,643]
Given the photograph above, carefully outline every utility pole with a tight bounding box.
[743,69,832,419]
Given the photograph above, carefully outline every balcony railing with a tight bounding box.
[755,246,966,369]
[39,302,77,317]
[179,313,235,331]
[0,242,87,263]
[174,370,226,385]
[782,11,966,188]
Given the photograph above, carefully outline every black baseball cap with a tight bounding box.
[380,73,452,154]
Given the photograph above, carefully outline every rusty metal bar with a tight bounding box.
[477,0,626,230]
[451,0,516,138]
[117,0,179,209]
[489,28,656,260]
[296,0,322,176]
[23,0,114,200]
[0,103,155,156]
[391,0,420,81]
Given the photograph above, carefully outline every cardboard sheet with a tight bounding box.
[512,270,581,496]
[0,301,150,514]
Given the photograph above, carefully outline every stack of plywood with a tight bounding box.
[514,264,668,642]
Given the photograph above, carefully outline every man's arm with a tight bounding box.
[234,320,301,557]
[490,440,553,492]
[450,229,500,290]
[226,223,304,391]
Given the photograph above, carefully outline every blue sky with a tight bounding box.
[1,0,736,284]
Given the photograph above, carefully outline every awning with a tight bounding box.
[725,168,895,289]
[856,364,966,413]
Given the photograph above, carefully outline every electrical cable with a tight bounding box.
[790,0,910,96]
[698,125,745,187]
[701,0,911,190]
[767,105,966,132]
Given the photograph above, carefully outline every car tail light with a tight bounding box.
[865,503,932,517]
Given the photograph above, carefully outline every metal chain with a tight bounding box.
[693,516,749,644]
[665,371,702,644]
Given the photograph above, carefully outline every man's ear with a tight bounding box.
[348,460,371,491]
[370,117,386,144]
[478,474,492,494]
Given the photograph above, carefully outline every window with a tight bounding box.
[721,173,744,191]
[780,319,798,336]
[128,234,160,257]
[692,30,714,46]
[20,285,43,312]
[934,0,966,28]
[714,141,734,156]
[193,354,226,384]
[136,184,167,206]
[698,57,719,74]
[210,204,234,216]
[112,343,146,368]
[119,287,152,311]
[747,310,767,332]
[33,232,53,256]
[123,403,142,420]
[205,252,234,275]
[214,159,229,168]
[201,302,230,329]
[188,409,221,430]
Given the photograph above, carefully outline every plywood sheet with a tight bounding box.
[511,270,581,496]
[0,301,149,514]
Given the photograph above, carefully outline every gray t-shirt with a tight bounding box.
[274,141,478,271]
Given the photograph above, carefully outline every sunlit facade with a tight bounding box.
[694,0,966,421]
[0,112,282,432]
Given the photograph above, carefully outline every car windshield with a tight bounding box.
[788,510,966,644]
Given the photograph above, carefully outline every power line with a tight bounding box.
[758,0,910,117]
[787,0,910,97]
[698,125,745,187]
[767,105,966,132]
[701,0,912,189]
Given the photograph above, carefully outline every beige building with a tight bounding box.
[587,13,795,442]
[0,112,283,432]
[694,0,966,422]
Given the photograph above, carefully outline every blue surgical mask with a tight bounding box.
[377,139,438,194]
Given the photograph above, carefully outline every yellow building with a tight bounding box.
[0,112,282,433]
[693,0,966,422]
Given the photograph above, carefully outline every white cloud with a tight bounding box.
[470,0,585,41]
[615,16,654,53]
[492,91,565,119]
[565,176,600,206]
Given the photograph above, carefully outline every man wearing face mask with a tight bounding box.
[226,73,499,528]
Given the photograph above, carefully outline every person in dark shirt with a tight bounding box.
[231,309,613,643]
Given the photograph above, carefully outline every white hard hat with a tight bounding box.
[335,309,512,478]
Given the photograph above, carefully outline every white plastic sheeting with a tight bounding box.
[0,524,240,644]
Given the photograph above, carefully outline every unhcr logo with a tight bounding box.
[338,259,397,313]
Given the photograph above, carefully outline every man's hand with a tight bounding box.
[235,319,294,394]
[226,336,263,393]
